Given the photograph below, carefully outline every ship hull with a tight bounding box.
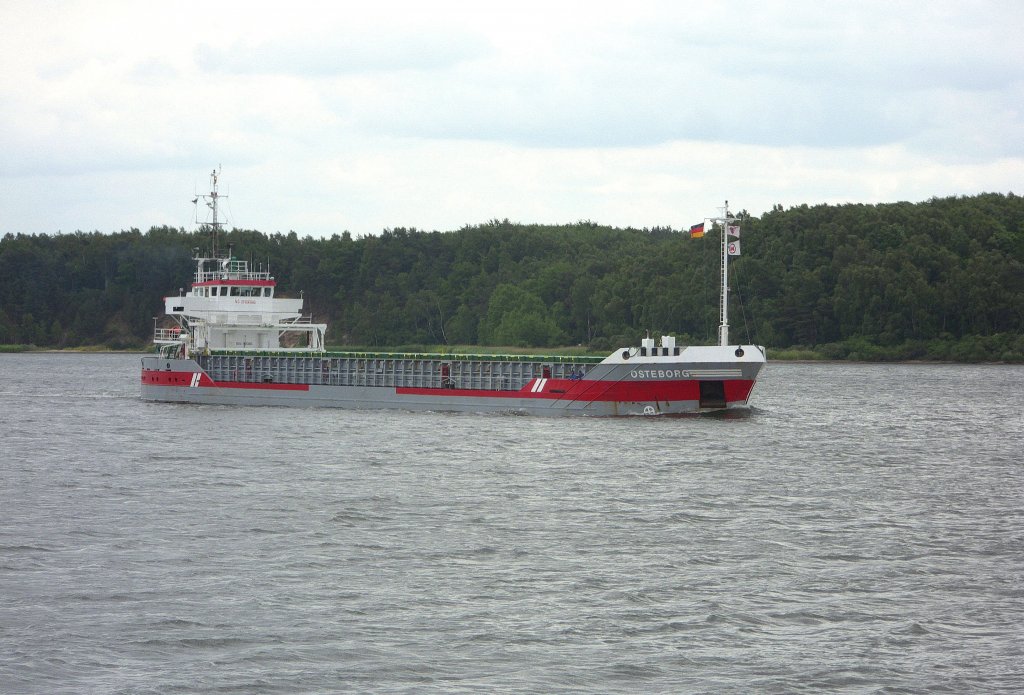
[141,351,764,416]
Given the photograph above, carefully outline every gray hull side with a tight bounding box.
[582,360,764,382]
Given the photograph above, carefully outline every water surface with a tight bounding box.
[1,354,1022,693]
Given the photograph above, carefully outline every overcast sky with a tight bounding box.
[2,0,1022,237]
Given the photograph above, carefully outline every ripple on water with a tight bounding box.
[1,356,1023,692]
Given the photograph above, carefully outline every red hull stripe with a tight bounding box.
[141,370,308,391]
[397,378,756,403]
[143,371,753,402]
[211,381,309,391]
[141,371,209,387]
[191,279,276,287]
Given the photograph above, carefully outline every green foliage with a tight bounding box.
[0,193,1021,360]
[478,284,565,347]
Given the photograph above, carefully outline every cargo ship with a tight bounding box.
[140,171,765,415]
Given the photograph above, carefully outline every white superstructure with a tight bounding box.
[154,169,325,357]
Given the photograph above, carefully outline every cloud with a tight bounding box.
[0,0,1022,237]
[195,32,490,76]
[272,0,1022,159]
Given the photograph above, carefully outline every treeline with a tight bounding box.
[0,193,1021,361]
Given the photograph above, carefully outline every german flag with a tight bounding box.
[689,223,705,239]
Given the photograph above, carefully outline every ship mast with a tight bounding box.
[711,200,737,346]
[195,167,227,257]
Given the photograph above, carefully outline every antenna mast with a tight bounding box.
[195,166,227,257]
[711,200,738,346]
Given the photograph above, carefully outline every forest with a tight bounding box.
[1,193,1022,361]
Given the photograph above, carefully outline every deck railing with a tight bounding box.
[153,327,185,342]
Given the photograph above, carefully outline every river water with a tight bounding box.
[1,353,1022,693]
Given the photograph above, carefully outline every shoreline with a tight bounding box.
[1,345,1019,365]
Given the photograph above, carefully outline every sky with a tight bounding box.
[1,0,1022,237]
